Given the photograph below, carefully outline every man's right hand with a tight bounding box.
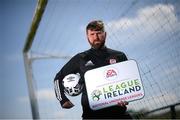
[62,101,74,109]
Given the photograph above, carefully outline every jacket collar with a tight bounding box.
[90,45,107,51]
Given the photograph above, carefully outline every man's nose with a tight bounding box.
[94,34,99,39]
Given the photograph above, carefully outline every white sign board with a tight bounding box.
[84,60,145,110]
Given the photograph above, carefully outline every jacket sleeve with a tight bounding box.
[54,54,80,107]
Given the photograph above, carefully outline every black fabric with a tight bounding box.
[54,47,132,119]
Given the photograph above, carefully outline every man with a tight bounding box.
[54,20,132,119]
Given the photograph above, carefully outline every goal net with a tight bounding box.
[24,0,180,119]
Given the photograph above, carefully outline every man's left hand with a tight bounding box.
[117,101,129,107]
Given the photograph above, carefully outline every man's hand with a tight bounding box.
[62,101,74,109]
[117,101,129,107]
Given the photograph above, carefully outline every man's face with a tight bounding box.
[87,29,106,49]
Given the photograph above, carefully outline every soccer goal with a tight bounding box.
[23,0,180,119]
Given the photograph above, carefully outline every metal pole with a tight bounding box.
[23,0,48,53]
[23,53,40,119]
[23,0,48,119]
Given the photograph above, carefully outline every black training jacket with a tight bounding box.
[54,46,128,118]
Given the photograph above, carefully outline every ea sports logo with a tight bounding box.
[106,69,117,78]
[105,68,118,80]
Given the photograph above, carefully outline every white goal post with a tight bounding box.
[23,0,48,119]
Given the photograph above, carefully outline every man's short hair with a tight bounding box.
[86,20,105,32]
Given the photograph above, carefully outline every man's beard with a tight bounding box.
[88,39,105,49]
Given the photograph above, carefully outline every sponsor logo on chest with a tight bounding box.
[109,59,117,64]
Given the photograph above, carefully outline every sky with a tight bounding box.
[1,0,180,119]
[1,0,36,119]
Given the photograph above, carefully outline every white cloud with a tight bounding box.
[106,4,178,35]
[18,89,56,103]
[54,111,66,118]
[37,89,56,101]
[105,3,179,51]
